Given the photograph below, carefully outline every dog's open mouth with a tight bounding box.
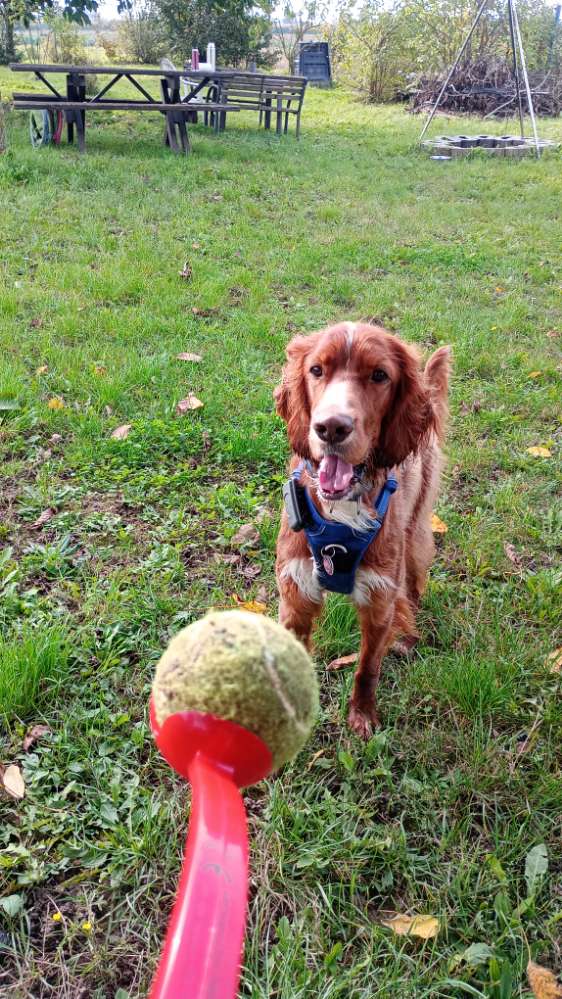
[318,455,359,501]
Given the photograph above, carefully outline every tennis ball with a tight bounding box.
[152,610,319,771]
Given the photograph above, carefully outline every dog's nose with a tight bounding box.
[314,414,354,445]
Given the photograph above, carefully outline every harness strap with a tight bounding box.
[287,461,398,595]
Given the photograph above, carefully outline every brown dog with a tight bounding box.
[274,322,451,739]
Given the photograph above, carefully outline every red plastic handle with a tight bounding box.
[149,752,248,999]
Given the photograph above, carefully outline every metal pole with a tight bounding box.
[419,0,490,142]
[507,0,525,138]
[510,0,541,156]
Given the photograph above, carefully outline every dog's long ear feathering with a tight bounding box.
[274,333,320,459]
[372,339,436,470]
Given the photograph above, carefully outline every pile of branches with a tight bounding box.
[409,58,562,116]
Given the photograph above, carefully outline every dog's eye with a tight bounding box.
[371,369,389,383]
[310,365,323,377]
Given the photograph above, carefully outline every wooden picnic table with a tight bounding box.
[9,63,245,153]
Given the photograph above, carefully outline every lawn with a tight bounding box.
[0,73,561,998]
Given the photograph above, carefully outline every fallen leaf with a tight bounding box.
[47,397,65,410]
[179,261,192,280]
[93,365,107,376]
[431,513,448,534]
[202,430,211,450]
[36,365,49,375]
[525,843,548,896]
[528,371,542,379]
[1,764,25,800]
[30,317,43,328]
[50,433,63,444]
[256,584,268,604]
[503,542,523,567]
[111,424,132,440]
[103,405,113,417]
[546,648,562,674]
[527,446,552,458]
[380,913,440,939]
[495,286,505,293]
[192,241,201,249]
[546,329,559,338]
[527,960,562,999]
[176,352,202,362]
[327,652,358,671]
[232,523,260,546]
[232,595,267,614]
[176,395,203,414]
[23,724,51,751]
[450,942,495,970]
[31,508,55,530]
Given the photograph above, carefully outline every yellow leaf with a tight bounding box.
[93,365,107,376]
[232,595,267,614]
[381,914,440,939]
[526,446,552,458]
[47,397,64,411]
[528,371,542,379]
[431,513,448,534]
[546,649,562,674]
[1,764,25,800]
[490,326,497,331]
[527,960,562,999]
[36,365,48,375]
[495,286,505,293]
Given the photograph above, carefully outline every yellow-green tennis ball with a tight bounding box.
[152,610,319,771]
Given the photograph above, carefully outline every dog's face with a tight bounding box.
[275,323,434,500]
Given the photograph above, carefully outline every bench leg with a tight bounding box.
[76,111,86,153]
[165,114,180,152]
[177,114,191,154]
[67,116,74,145]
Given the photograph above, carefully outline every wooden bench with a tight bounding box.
[194,72,307,137]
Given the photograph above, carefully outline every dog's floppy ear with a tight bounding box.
[273,333,319,459]
[373,339,435,468]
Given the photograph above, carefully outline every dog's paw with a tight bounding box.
[347,702,381,741]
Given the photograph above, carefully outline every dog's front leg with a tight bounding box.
[348,596,395,740]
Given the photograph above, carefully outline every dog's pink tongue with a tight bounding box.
[319,455,354,495]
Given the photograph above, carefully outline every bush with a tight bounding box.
[116,1,168,65]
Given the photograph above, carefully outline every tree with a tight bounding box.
[272,0,326,73]
[116,0,167,64]
[330,0,408,102]
[1,0,131,64]
[153,0,272,68]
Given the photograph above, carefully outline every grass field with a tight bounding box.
[0,72,561,998]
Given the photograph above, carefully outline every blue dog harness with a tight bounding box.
[286,462,398,596]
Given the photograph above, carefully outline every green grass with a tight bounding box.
[0,72,561,997]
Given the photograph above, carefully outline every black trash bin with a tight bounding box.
[298,42,332,87]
